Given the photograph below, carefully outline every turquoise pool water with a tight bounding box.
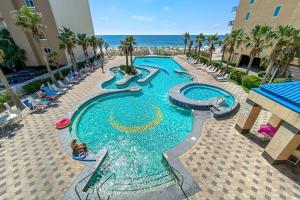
[70,57,193,192]
[183,85,235,108]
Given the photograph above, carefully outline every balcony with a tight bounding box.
[228,20,235,26]
[232,6,238,12]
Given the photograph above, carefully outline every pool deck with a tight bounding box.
[0,56,299,200]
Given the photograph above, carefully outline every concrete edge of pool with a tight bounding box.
[58,56,215,200]
[169,82,240,119]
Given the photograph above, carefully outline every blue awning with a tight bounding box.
[252,81,300,114]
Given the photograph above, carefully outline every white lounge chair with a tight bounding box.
[217,73,231,82]
[3,103,22,123]
[58,80,72,88]
[65,77,79,84]
[48,82,68,93]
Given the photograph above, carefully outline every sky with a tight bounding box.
[89,0,239,35]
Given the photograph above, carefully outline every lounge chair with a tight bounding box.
[288,149,300,165]
[22,99,47,113]
[43,86,62,96]
[58,80,72,88]
[65,76,79,84]
[3,103,22,122]
[208,67,218,73]
[36,91,58,101]
[47,82,68,93]
[217,73,231,82]
[206,66,214,72]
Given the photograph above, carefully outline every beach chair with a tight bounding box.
[58,80,72,88]
[3,103,22,122]
[217,73,231,82]
[48,82,68,93]
[65,76,79,84]
[22,99,47,114]
[208,67,218,73]
[288,149,300,165]
[43,86,62,96]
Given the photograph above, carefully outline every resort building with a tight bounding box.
[228,0,300,69]
[0,0,95,66]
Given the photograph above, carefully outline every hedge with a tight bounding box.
[229,69,246,84]
[242,75,262,89]
[22,78,52,94]
[257,71,266,78]
[273,78,289,83]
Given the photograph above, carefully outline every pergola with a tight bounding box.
[235,81,300,165]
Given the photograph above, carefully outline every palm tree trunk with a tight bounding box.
[0,69,24,110]
[209,50,213,62]
[246,56,254,74]
[262,59,276,83]
[71,51,77,71]
[198,44,201,55]
[93,47,96,57]
[130,50,133,66]
[125,49,129,66]
[184,43,187,54]
[43,55,56,83]
[226,52,233,70]
[282,58,292,77]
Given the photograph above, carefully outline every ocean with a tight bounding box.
[97,35,225,48]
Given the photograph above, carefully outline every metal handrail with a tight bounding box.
[74,171,95,200]
[168,165,189,200]
[96,173,116,200]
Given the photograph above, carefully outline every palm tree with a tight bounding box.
[58,27,77,71]
[263,25,297,82]
[244,25,272,74]
[104,42,110,57]
[12,6,56,83]
[125,36,136,66]
[120,40,129,66]
[77,33,89,61]
[48,51,64,79]
[188,40,193,54]
[277,29,300,77]
[195,33,205,54]
[183,32,190,54]
[89,36,98,58]
[0,49,24,109]
[223,29,244,70]
[207,34,219,62]
[97,38,104,59]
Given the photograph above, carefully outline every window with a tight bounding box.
[43,48,51,54]
[245,11,250,21]
[273,5,282,17]
[250,0,255,4]
[24,0,35,8]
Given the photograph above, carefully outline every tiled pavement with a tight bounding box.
[0,56,125,200]
[174,56,300,200]
[0,55,299,200]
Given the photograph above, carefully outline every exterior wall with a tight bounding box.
[48,0,95,62]
[0,0,95,66]
[0,0,41,66]
[229,0,300,65]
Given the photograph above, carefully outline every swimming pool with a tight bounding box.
[183,85,235,108]
[70,57,193,193]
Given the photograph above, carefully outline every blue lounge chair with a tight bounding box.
[43,86,61,96]
[22,99,46,113]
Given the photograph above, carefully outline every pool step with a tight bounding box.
[87,169,177,197]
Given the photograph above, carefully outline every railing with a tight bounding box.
[232,6,238,12]
[168,165,189,200]
[96,173,116,200]
[228,20,235,26]
[74,171,95,200]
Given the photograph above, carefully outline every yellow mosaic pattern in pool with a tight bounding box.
[109,105,163,133]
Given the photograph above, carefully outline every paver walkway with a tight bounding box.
[174,56,300,200]
[0,56,124,200]
[0,55,299,200]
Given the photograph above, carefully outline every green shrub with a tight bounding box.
[230,69,246,84]
[23,78,52,94]
[120,65,137,75]
[242,75,262,89]
[210,61,222,68]
[273,78,289,83]
[257,71,266,78]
